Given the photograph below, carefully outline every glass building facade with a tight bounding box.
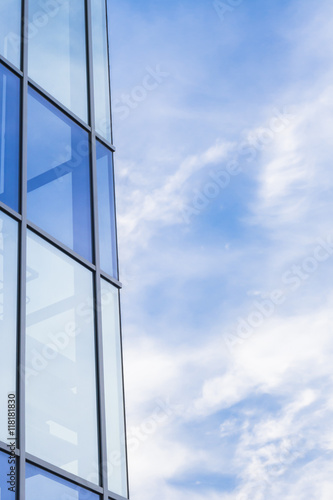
[0,1,128,499]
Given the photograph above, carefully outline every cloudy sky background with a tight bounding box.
[108,1,333,498]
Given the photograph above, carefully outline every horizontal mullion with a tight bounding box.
[0,54,23,77]
[95,132,116,152]
[26,220,96,272]
[0,440,20,456]
[100,270,122,289]
[108,491,129,500]
[27,78,92,133]
[25,453,103,494]
[0,203,22,221]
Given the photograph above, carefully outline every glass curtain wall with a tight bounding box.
[0,213,18,443]
[0,0,21,68]
[0,0,128,499]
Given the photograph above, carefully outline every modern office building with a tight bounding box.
[0,1,128,499]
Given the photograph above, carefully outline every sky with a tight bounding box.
[108,1,333,499]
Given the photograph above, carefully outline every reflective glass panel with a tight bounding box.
[91,0,111,141]
[0,451,16,499]
[96,142,118,278]
[100,280,127,497]
[0,64,20,212]
[27,88,92,262]
[26,231,99,483]
[26,463,99,500]
[28,0,88,121]
[0,0,21,68]
[0,212,18,443]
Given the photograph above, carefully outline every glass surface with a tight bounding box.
[27,88,92,262]
[26,463,99,500]
[100,280,127,497]
[0,0,21,68]
[28,0,88,122]
[91,0,112,141]
[96,142,118,278]
[0,212,18,443]
[26,231,99,483]
[0,64,20,212]
[0,451,16,499]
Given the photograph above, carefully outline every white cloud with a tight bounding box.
[109,0,333,499]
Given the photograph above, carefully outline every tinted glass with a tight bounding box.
[0,0,21,68]
[92,0,111,141]
[0,212,18,443]
[28,0,88,122]
[26,463,99,500]
[100,280,127,497]
[0,64,20,212]
[26,232,99,482]
[96,143,118,278]
[0,451,16,499]
[27,88,92,262]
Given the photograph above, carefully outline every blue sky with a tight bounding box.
[108,1,333,498]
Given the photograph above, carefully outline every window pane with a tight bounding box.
[28,0,88,122]
[26,463,99,500]
[0,212,18,443]
[100,280,127,497]
[0,0,21,68]
[26,232,99,483]
[0,64,20,212]
[27,88,92,262]
[92,0,111,141]
[0,451,16,499]
[96,143,118,278]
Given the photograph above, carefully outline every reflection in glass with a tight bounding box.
[26,232,99,483]
[0,64,20,212]
[27,88,92,262]
[96,143,118,278]
[100,280,127,497]
[28,0,88,121]
[0,212,18,442]
[0,451,16,499]
[26,463,99,500]
[0,0,21,68]
[91,0,111,141]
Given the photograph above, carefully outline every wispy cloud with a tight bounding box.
[109,0,333,498]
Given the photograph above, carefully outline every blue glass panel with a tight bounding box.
[0,64,20,212]
[0,0,21,68]
[26,231,99,482]
[28,0,88,122]
[96,142,118,278]
[26,463,99,500]
[0,451,16,499]
[27,88,92,262]
[100,280,127,497]
[91,0,112,141]
[0,212,18,442]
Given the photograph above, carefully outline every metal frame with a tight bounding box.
[0,0,129,498]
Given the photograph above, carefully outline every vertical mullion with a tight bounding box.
[86,1,109,499]
[18,0,28,498]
